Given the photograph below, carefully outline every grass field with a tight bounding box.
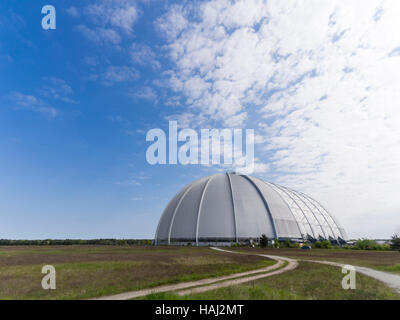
[0,246,273,300]
[1,245,399,300]
[143,261,400,300]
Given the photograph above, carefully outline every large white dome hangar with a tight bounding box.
[155,173,347,246]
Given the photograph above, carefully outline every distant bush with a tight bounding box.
[314,240,332,249]
[279,239,297,248]
[282,239,291,248]
[391,234,400,251]
[354,239,389,250]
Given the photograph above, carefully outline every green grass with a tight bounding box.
[141,262,400,300]
[378,264,400,274]
[3,246,399,300]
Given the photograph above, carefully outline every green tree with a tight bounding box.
[260,234,268,248]
[315,240,332,249]
[391,234,400,251]
[284,239,291,248]
[321,239,332,249]
[354,239,389,250]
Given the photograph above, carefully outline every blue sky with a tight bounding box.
[0,0,188,239]
[1,0,400,239]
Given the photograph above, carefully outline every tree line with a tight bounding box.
[0,239,153,246]
[258,234,400,251]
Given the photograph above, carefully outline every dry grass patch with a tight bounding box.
[0,246,273,299]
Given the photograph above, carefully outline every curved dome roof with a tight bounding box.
[155,173,347,245]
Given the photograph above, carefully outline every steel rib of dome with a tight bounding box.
[155,173,347,245]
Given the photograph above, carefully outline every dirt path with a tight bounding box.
[219,248,400,295]
[304,259,400,294]
[177,248,297,296]
[90,248,295,300]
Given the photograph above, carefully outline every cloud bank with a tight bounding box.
[158,0,400,238]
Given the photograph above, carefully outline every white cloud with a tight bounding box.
[73,1,146,87]
[129,86,158,102]
[84,56,99,67]
[156,4,188,40]
[75,0,140,46]
[85,0,139,34]
[66,6,80,18]
[76,25,122,45]
[158,0,400,238]
[107,115,130,126]
[41,77,75,103]
[11,92,57,117]
[130,43,161,69]
[101,65,139,84]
